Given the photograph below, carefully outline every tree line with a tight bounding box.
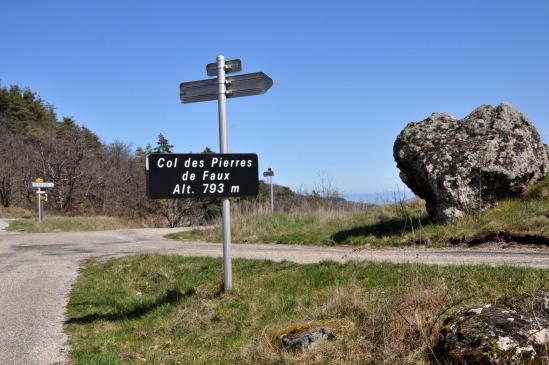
[0,84,354,226]
[0,84,230,226]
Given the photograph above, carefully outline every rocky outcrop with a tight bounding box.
[437,293,549,364]
[394,103,549,222]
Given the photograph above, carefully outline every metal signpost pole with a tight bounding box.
[177,56,272,291]
[217,55,232,291]
[37,188,42,224]
[41,192,45,222]
[270,175,274,213]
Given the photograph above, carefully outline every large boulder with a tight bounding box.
[437,293,549,364]
[394,103,549,222]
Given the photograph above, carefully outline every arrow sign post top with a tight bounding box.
[206,59,242,77]
[180,72,273,104]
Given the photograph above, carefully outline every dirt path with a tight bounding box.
[0,225,548,364]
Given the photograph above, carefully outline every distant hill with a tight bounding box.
[258,180,373,210]
[344,190,414,205]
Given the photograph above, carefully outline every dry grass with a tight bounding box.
[6,215,139,233]
[0,205,33,218]
[246,277,467,364]
[167,191,548,247]
[525,175,549,199]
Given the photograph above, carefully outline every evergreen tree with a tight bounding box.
[153,133,173,153]
[81,126,102,150]
[136,143,156,163]
[135,146,145,160]
[135,144,154,160]
[0,84,56,136]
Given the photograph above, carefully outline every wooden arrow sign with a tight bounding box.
[180,72,273,104]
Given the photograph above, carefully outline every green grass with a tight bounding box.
[526,175,549,199]
[6,216,133,233]
[166,196,548,247]
[65,254,549,364]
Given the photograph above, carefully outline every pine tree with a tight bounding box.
[153,133,173,153]
[135,146,145,159]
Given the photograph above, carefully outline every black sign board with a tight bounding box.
[146,153,259,199]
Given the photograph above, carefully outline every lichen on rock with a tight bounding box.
[269,319,352,351]
[436,292,549,364]
[393,103,549,222]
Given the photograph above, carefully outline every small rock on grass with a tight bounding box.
[280,327,335,351]
[270,319,351,351]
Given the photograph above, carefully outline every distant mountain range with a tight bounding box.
[343,190,414,205]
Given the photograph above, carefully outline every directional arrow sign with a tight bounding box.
[206,59,242,77]
[225,72,273,99]
[179,78,218,103]
[31,182,54,188]
[180,72,273,104]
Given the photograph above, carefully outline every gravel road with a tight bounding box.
[0,219,548,364]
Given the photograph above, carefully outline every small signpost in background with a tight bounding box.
[146,55,273,292]
[31,178,54,224]
[263,167,275,213]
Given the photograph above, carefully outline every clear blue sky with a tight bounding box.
[1,0,548,194]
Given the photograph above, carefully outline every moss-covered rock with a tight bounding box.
[269,319,352,351]
[394,103,548,222]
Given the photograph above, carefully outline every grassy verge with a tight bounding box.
[6,216,134,233]
[65,254,549,364]
[166,196,548,247]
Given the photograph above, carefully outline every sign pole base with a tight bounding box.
[221,198,232,291]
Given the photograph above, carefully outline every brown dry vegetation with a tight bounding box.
[5,216,143,233]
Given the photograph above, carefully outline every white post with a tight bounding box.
[217,55,232,291]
